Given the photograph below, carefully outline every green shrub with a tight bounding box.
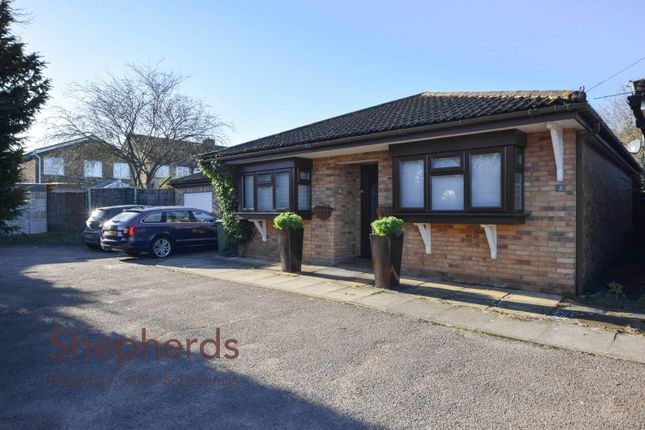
[274,212,303,230]
[371,216,404,237]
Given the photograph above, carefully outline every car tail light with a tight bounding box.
[123,226,136,238]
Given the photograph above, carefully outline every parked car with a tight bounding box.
[82,205,145,249]
[100,207,218,258]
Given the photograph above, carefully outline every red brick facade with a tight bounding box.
[240,129,636,295]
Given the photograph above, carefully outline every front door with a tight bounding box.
[360,165,378,258]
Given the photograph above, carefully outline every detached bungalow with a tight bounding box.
[200,91,641,295]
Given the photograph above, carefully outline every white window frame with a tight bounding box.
[43,157,64,176]
[112,162,130,179]
[84,160,103,178]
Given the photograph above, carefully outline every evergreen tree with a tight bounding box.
[0,0,50,233]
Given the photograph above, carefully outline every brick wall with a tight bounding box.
[20,159,37,183]
[242,131,580,294]
[306,152,392,264]
[579,140,635,290]
[399,130,577,294]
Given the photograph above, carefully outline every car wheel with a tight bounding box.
[150,237,172,258]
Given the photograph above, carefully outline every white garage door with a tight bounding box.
[184,192,213,212]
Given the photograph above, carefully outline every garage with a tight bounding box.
[169,173,218,214]
[184,192,213,212]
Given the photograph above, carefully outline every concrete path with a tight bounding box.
[154,254,645,364]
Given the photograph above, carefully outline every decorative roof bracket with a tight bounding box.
[251,220,268,242]
[481,224,497,260]
[546,122,564,182]
[414,223,432,254]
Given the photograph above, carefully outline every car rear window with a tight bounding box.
[141,212,163,223]
[109,211,139,224]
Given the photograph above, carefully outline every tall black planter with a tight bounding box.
[277,228,304,273]
[370,233,404,289]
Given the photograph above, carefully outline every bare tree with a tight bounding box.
[51,64,229,188]
[597,93,643,165]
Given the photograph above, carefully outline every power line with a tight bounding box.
[586,55,645,93]
[591,91,632,100]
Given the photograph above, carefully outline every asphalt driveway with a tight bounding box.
[0,245,644,429]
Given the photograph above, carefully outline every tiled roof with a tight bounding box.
[168,172,210,187]
[205,90,586,159]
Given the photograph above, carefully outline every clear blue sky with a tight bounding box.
[17,0,645,149]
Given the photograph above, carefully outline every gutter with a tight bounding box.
[33,152,42,183]
[203,102,587,162]
[575,111,642,175]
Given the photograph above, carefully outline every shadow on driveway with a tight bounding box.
[0,245,370,429]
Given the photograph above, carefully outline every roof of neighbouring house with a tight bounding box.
[201,90,587,160]
[24,135,102,160]
[168,172,211,188]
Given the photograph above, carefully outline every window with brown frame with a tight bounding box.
[238,158,312,215]
[391,130,526,223]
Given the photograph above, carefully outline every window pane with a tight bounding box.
[167,210,192,223]
[243,175,254,209]
[297,184,311,210]
[113,162,130,179]
[257,186,273,211]
[84,160,102,178]
[257,173,272,184]
[431,175,464,210]
[155,165,170,178]
[175,166,190,177]
[470,153,502,207]
[514,172,523,210]
[299,170,311,181]
[43,157,64,175]
[110,211,139,223]
[275,172,290,209]
[399,159,424,208]
[142,212,163,223]
[432,156,461,169]
[193,210,216,222]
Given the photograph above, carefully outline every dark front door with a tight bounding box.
[360,164,378,258]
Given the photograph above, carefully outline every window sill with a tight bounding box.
[236,211,312,220]
[392,212,528,225]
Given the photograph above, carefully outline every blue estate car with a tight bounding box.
[100,207,218,258]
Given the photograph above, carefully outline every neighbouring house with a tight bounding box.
[199,90,642,295]
[22,136,202,189]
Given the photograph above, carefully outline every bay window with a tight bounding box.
[238,158,312,217]
[392,130,526,223]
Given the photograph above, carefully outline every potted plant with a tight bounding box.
[370,216,405,289]
[274,212,304,273]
